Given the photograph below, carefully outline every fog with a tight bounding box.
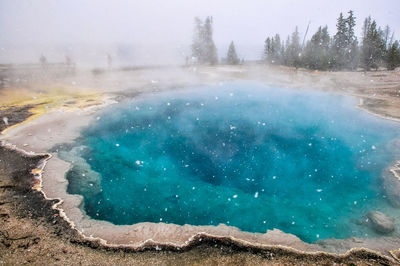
[0,0,399,66]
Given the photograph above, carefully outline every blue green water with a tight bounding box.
[61,82,400,243]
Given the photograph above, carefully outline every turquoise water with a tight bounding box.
[60,82,400,243]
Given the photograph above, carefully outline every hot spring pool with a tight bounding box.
[58,82,400,243]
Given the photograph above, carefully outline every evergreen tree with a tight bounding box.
[345,10,359,69]
[362,16,371,40]
[226,41,240,65]
[287,27,302,68]
[191,16,218,65]
[280,40,286,65]
[203,16,218,64]
[264,35,282,64]
[332,13,347,69]
[331,11,359,69]
[361,17,386,70]
[191,17,204,62]
[282,36,291,65]
[383,25,391,49]
[304,26,331,70]
[347,37,359,70]
[387,40,400,70]
[272,34,282,64]
[264,37,272,62]
[346,11,356,43]
[389,32,395,48]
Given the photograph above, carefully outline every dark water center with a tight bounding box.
[60,82,400,242]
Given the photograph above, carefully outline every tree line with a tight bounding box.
[263,11,400,71]
[191,13,400,70]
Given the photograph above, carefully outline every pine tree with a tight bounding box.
[280,40,286,65]
[203,16,218,65]
[331,11,359,69]
[348,39,359,70]
[287,27,302,68]
[272,34,282,64]
[362,17,371,42]
[226,41,239,65]
[264,37,272,62]
[282,36,291,65]
[332,13,348,69]
[361,18,386,70]
[191,16,218,65]
[191,17,204,63]
[345,10,359,69]
[304,26,331,70]
[383,25,391,49]
[387,41,400,70]
[346,11,356,43]
[264,35,282,64]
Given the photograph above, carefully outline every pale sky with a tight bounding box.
[0,0,399,65]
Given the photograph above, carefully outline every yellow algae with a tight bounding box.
[0,83,104,134]
[0,82,103,108]
[390,249,400,262]
[31,168,43,175]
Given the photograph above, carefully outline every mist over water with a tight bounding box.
[61,82,400,243]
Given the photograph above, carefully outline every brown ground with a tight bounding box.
[1,64,400,265]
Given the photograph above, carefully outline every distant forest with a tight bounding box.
[191,12,400,71]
